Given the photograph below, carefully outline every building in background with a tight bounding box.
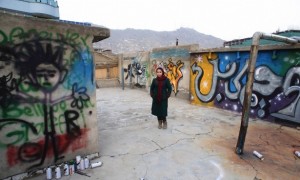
[224,30,300,47]
[94,49,120,88]
[0,0,59,19]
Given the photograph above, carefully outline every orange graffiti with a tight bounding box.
[166,58,184,95]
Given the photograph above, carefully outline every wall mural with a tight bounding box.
[191,51,300,123]
[151,58,184,95]
[123,55,148,88]
[150,48,189,96]
[0,27,95,172]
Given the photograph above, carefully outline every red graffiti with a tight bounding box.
[71,128,89,152]
[6,128,90,167]
[7,146,19,166]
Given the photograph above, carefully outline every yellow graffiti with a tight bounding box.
[165,58,184,95]
[190,53,217,106]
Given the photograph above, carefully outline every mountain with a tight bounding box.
[94,27,224,54]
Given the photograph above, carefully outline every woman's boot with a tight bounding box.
[158,120,163,129]
[163,120,167,129]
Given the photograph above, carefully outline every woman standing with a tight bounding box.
[150,67,172,129]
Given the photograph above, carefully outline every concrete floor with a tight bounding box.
[30,88,300,180]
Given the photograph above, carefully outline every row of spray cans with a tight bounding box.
[46,156,96,179]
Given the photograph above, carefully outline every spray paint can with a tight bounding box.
[69,161,75,175]
[76,155,81,170]
[76,155,81,163]
[253,150,264,160]
[84,157,90,169]
[63,163,69,176]
[294,150,300,158]
[80,158,85,170]
[86,152,99,160]
[46,167,52,180]
[91,161,103,168]
[55,166,61,179]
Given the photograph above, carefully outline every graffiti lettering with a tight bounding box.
[191,51,300,123]
[0,29,8,45]
[64,110,80,136]
[271,67,300,122]
[9,27,25,43]
[0,119,38,147]
[2,101,67,118]
[224,61,247,100]
[0,27,88,48]
[192,59,236,102]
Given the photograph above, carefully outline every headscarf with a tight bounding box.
[156,67,166,104]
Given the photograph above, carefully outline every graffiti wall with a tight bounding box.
[191,49,300,123]
[122,52,150,88]
[0,12,109,178]
[150,46,197,98]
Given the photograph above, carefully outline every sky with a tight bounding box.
[59,0,300,41]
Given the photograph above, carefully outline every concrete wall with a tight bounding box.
[150,45,198,99]
[120,52,150,89]
[0,12,109,178]
[118,41,300,125]
[190,45,300,124]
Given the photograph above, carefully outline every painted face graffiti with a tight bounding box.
[35,63,60,91]
[0,34,93,170]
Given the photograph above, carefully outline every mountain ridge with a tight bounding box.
[94,27,225,54]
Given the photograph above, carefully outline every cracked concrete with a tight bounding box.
[29,88,300,180]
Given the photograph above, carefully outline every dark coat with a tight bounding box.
[150,77,172,117]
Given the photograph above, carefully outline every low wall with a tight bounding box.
[0,12,109,178]
[117,41,300,124]
[96,79,120,88]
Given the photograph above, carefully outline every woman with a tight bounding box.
[150,67,172,129]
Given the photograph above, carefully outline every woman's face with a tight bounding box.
[156,69,163,77]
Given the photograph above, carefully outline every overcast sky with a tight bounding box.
[59,0,300,41]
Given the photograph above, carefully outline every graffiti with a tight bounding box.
[191,51,300,123]
[271,67,300,122]
[0,73,18,109]
[0,110,88,148]
[0,27,89,48]
[124,59,147,88]
[0,27,94,171]
[151,58,184,95]
[124,62,146,80]
[150,47,190,96]
[0,118,38,146]
[6,128,89,167]
[151,59,165,77]
[192,58,236,102]
[165,59,184,95]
